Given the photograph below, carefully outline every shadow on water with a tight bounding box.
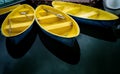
[6,24,37,59]
[35,24,80,65]
[78,22,118,42]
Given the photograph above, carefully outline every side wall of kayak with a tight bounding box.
[70,15,119,29]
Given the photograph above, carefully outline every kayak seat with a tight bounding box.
[65,7,81,14]
[9,14,34,22]
[55,6,64,10]
[38,10,48,16]
[78,11,98,18]
[19,9,29,13]
[37,14,60,24]
[44,21,72,34]
[5,22,29,33]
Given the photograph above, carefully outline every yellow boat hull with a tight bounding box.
[1,4,35,37]
[35,5,80,38]
[0,4,20,15]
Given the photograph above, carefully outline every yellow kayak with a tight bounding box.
[0,4,20,15]
[52,1,119,28]
[1,4,35,37]
[35,5,80,38]
[52,1,118,20]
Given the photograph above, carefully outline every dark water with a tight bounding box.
[1,23,120,74]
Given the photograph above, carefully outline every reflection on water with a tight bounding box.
[36,24,81,65]
[6,24,37,59]
[78,22,118,42]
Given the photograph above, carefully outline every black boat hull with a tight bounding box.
[70,15,119,29]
